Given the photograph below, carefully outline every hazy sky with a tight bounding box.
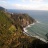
[0,0,48,10]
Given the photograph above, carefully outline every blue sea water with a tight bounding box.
[7,9,48,42]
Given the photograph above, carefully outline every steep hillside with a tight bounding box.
[0,11,13,48]
[0,8,36,48]
[0,7,47,48]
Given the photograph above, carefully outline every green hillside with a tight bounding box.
[0,10,20,48]
[0,11,33,48]
[0,10,35,48]
[0,11,12,47]
[0,7,46,48]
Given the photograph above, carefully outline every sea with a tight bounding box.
[7,9,48,43]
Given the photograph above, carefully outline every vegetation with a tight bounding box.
[0,7,36,48]
[0,7,48,48]
[0,7,5,11]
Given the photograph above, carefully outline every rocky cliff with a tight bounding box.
[11,13,36,28]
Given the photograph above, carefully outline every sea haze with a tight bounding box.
[7,9,48,42]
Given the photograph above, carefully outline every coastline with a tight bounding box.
[23,23,35,36]
[23,21,47,43]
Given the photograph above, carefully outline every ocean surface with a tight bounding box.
[7,9,48,42]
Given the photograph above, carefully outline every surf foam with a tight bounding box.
[23,21,48,43]
[36,20,40,23]
[33,35,47,43]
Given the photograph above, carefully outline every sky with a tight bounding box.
[0,0,48,10]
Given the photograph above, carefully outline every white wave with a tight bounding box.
[23,28,28,32]
[27,24,34,28]
[31,23,35,25]
[36,20,40,23]
[23,28,47,43]
[23,22,35,33]
[23,20,48,43]
[28,25,31,27]
[33,35,47,43]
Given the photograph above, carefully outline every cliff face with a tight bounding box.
[11,13,36,27]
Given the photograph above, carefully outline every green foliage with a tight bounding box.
[9,25,16,34]
[0,8,37,48]
[0,11,13,48]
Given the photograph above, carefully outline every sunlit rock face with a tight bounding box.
[11,13,36,27]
